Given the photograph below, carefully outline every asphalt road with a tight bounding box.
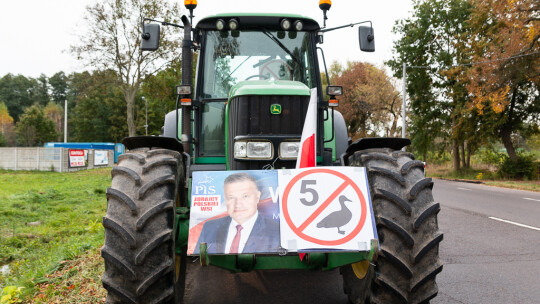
[432,179,540,304]
[183,179,540,303]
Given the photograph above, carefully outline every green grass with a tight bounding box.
[426,163,540,192]
[0,168,110,301]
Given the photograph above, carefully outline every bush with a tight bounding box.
[497,153,538,180]
[478,149,506,166]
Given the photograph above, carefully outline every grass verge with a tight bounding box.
[0,168,110,302]
[426,163,540,192]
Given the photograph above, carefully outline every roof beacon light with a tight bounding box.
[293,20,303,31]
[184,0,197,10]
[281,19,291,30]
[228,19,239,30]
[216,19,225,30]
[319,0,331,10]
[319,0,332,28]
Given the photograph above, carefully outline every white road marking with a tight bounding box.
[523,198,540,202]
[457,187,472,191]
[488,217,540,231]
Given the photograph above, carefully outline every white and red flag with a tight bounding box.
[296,88,317,261]
[296,88,317,169]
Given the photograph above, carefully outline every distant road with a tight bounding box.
[433,179,540,304]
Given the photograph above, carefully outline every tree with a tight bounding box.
[49,71,69,104]
[0,102,15,146]
[332,61,402,139]
[16,104,57,147]
[0,102,14,136]
[33,74,50,107]
[44,102,64,142]
[388,0,473,168]
[0,74,38,121]
[70,70,127,142]
[72,0,183,137]
[466,0,540,161]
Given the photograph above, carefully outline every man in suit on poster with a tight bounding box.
[194,172,280,254]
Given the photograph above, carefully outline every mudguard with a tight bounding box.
[342,137,411,165]
[122,135,184,153]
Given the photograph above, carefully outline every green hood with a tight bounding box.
[229,80,311,99]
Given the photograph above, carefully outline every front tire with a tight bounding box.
[341,148,443,304]
[102,148,185,303]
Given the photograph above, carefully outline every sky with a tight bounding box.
[0,0,414,78]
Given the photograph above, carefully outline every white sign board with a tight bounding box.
[94,150,109,166]
[69,149,85,167]
[278,167,376,251]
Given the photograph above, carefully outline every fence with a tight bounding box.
[0,147,114,172]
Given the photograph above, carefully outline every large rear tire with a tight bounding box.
[341,148,443,304]
[102,148,186,304]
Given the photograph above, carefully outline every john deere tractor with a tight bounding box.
[102,1,443,303]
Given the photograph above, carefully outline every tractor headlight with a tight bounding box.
[234,142,247,158]
[247,142,272,159]
[234,141,273,159]
[279,142,300,159]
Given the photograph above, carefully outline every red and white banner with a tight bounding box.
[69,149,85,167]
[296,88,317,169]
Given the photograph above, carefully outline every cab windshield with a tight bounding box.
[201,30,316,98]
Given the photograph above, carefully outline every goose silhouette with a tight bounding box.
[316,195,352,234]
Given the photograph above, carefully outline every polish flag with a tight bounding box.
[296,88,317,169]
[296,88,317,261]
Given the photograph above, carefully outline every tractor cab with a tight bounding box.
[192,14,323,170]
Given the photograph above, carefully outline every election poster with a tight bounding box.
[187,170,280,255]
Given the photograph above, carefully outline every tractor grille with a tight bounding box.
[228,94,310,170]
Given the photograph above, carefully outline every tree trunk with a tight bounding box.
[460,142,466,168]
[124,89,137,137]
[500,87,518,161]
[466,141,471,168]
[500,126,517,161]
[452,117,460,171]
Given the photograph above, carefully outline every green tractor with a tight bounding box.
[102,1,443,303]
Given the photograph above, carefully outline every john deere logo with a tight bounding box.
[270,104,282,114]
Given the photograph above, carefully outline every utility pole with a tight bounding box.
[64,99,68,143]
[402,62,407,139]
[143,96,148,136]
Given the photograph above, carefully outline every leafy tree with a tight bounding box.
[465,0,540,161]
[71,0,183,137]
[16,104,57,147]
[49,71,69,104]
[0,102,14,136]
[34,74,50,106]
[44,102,64,141]
[0,102,15,146]
[332,61,402,139]
[388,0,473,167]
[70,70,127,142]
[0,74,38,121]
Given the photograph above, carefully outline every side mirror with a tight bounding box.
[141,23,160,51]
[358,26,375,52]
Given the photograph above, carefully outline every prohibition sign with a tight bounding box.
[282,168,368,246]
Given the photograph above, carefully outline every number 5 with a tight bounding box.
[300,180,318,206]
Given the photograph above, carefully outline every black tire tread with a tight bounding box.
[341,149,442,304]
[102,148,184,304]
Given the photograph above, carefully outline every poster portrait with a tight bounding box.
[187,170,280,255]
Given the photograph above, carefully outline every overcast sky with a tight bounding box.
[0,0,414,78]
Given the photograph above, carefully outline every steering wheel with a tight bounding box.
[245,74,270,80]
[261,59,293,80]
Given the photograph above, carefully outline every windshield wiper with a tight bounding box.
[262,30,301,66]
